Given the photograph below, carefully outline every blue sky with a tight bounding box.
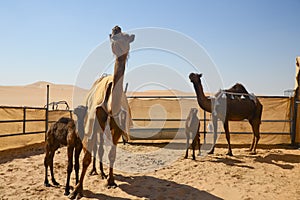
[0,0,299,95]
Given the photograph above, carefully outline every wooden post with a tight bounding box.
[45,85,49,139]
[23,107,26,134]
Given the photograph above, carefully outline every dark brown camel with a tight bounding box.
[184,108,201,160]
[69,26,134,199]
[44,117,83,196]
[189,73,263,156]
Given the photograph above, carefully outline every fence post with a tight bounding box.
[203,110,206,144]
[23,107,26,134]
[45,85,49,137]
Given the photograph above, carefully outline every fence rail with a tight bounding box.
[0,95,293,140]
[128,95,293,137]
[0,106,47,137]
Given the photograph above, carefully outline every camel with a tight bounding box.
[189,73,263,156]
[69,26,134,199]
[44,117,83,196]
[184,108,201,160]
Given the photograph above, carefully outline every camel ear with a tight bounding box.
[129,34,135,43]
[199,73,203,78]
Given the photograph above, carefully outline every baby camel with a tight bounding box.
[44,117,83,196]
[184,108,201,160]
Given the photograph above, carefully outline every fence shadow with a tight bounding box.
[0,142,45,164]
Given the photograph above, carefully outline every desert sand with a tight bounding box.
[0,82,300,200]
[0,142,299,200]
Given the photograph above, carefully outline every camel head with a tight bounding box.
[110,25,135,57]
[73,105,87,122]
[189,108,198,117]
[189,73,202,83]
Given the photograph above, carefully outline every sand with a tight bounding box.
[0,142,299,200]
[0,82,299,199]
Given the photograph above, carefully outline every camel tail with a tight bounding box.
[255,100,263,124]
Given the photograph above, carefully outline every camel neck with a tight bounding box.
[192,79,212,113]
[76,120,85,140]
[113,54,127,89]
[111,54,127,115]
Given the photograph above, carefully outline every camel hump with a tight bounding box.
[57,117,73,124]
[226,83,249,95]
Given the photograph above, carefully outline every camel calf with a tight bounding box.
[184,108,201,160]
[44,117,82,196]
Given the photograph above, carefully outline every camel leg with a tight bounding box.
[107,144,117,188]
[64,145,74,196]
[224,121,233,156]
[95,107,108,179]
[44,147,51,187]
[197,133,201,156]
[208,115,218,154]
[99,131,107,179]
[89,157,98,175]
[68,150,91,199]
[89,121,99,176]
[48,150,59,186]
[250,121,260,154]
[191,134,197,160]
[74,140,82,184]
[184,131,190,159]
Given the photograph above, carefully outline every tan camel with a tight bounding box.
[189,73,263,156]
[44,117,83,196]
[69,26,134,199]
[184,108,201,160]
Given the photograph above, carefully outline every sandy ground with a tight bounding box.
[0,142,299,200]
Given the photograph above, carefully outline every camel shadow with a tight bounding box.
[115,174,223,200]
[209,156,254,169]
[254,153,300,169]
[83,189,131,200]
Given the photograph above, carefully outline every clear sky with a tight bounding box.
[0,0,299,95]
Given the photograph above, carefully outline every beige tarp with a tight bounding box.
[0,108,72,151]
[0,95,294,151]
[128,97,292,144]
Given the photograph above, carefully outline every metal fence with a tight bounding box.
[0,106,47,137]
[0,95,293,141]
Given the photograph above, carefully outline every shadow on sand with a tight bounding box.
[0,142,45,164]
[116,174,223,200]
[254,153,300,169]
[81,174,223,200]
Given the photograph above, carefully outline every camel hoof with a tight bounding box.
[184,155,188,159]
[249,151,256,155]
[107,181,118,189]
[64,190,70,196]
[68,192,76,199]
[75,193,82,200]
[89,170,98,176]
[101,172,108,179]
[226,152,233,156]
[192,156,196,160]
[68,191,79,200]
[207,150,214,155]
[52,180,59,186]
[44,182,50,187]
